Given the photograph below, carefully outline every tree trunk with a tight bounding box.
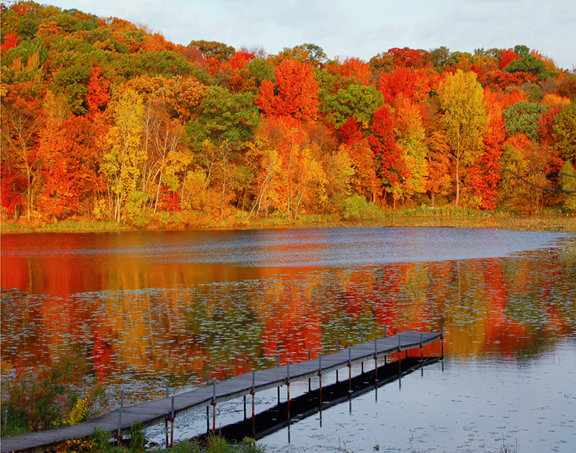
[455,155,460,208]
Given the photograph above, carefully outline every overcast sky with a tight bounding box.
[46,0,576,70]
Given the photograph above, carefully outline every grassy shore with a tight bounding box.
[2,209,575,234]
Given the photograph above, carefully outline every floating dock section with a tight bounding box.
[2,330,442,452]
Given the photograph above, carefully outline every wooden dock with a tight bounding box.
[1,330,441,452]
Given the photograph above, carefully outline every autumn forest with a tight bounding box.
[2,2,576,228]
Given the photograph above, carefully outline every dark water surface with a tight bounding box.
[1,227,575,452]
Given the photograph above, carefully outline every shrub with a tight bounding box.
[340,195,384,221]
[1,360,106,435]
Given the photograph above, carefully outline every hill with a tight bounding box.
[2,1,576,228]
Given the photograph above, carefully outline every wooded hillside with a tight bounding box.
[2,2,576,226]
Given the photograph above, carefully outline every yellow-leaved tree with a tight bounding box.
[102,89,145,222]
[437,69,488,207]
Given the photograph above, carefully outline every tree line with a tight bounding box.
[2,2,576,226]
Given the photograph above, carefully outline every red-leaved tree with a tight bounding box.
[255,59,319,121]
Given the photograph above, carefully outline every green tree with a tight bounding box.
[187,86,259,147]
[428,46,451,70]
[504,54,546,74]
[513,44,530,57]
[503,101,548,140]
[275,43,327,67]
[246,58,275,87]
[186,86,259,218]
[437,69,488,207]
[187,40,235,61]
[321,84,383,128]
[553,103,576,163]
[560,160,576,210]
[498,141,529,211]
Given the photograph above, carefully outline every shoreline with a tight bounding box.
[2,212,575,235]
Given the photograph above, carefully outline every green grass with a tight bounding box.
[87,428,264,453]
[2,205,574,234]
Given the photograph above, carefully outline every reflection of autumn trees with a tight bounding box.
[261,278,322,363]
[2,241,575,392]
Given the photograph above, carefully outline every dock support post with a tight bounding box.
[383,326,387,364]
[251,370,255,437]
[318,355,323,404]
[374,339,378,382]
[164,378,170,448]
[360,331,364,373]
[308,348,311,392]
[170,395,175,448]
[243,360,247,420]
[335,339,339,382]
[211,380,216,432]
[398,334,402,388]
[277,354,281,405]
[348,348,352,393]
[206,372,210,433]
[286,359,291,420]
[116,388,124,445]
[441,319,444,359]
[420,333,424,376]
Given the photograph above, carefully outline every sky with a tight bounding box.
[45,0,576,70]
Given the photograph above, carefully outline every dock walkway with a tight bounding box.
[1,330,441,452]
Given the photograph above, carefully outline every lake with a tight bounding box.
[1,227,575,452]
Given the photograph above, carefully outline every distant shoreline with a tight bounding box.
[2,212,575,235]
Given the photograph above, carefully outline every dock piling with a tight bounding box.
[420,333,424,376]
[206,372,210,433]
[398,335,402,388]
[374,339,378,381]
[163,381,172,450]
[359,331,364,373]
[335,339,340,382]
[116,388,124,444]
[243,360,247,419]
[308,348,311,392]
[441,320,445,359]
[318,354,323,404]
[170,396,174,448]
[348,348,352,392]
[251,370,255,437]
[277,354,281,405]
[384,326,387,364]
[286,359,291,420]
[212,380,216,431]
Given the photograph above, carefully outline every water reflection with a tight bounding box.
[1,229,575,409]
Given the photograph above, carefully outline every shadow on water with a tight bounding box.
[193,357,441,444]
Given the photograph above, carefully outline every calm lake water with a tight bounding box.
[1,227,575,452]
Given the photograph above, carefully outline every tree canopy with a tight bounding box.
[1,2,574,225]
